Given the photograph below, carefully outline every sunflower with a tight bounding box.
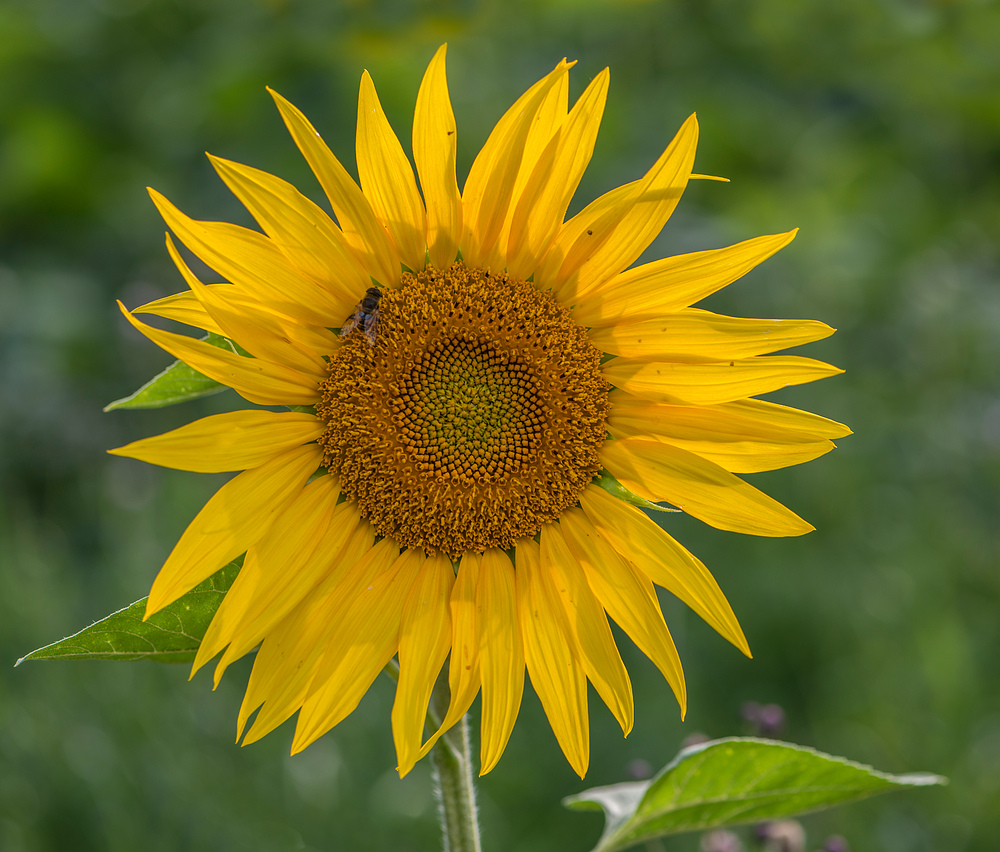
[112,45,847,779]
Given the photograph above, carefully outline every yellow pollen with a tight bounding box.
[317,262,610,556]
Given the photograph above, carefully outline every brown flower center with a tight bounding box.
[316,262,609,556]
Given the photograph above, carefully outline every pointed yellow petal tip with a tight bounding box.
[266,87,297,116]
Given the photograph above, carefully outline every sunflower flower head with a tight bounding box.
[112,45,848,779]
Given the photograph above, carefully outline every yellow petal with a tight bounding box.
[559,507,687,711]
[516,538,589,778]
[393,552,454,777]
[579,484,748,656]
[606,392,838,473]
[540,113,698,301]
[291,548,425,754]
[611,427,834,472]
[191,475,340,674]
[134,289,222,335]
[476,547,524,775]
[109,410,322,473]
[511,68,568,209]
[416,552,482,761]
[145,442,321,616]
[541,523,633,735]
[148,188,346,327]
[208,155,369,303]
[268,87,399,287]
[197,497,363,684]
[506,68,609,279]
[239,536,396,743]
[572,230,798,328]
[164,234,327,380]
[357,71,428,272]
[138,281,340,357]
[493,68,569,269]
[413,45,462,270]
[118,303,320,407]
[600,438,814,537]
[212,503,370,686]
[461,60,574,267]
[607,422,835,473]
[602,355,844,406]
[446,552,481,725]
[608,391,852,442]
[588,308,835,361]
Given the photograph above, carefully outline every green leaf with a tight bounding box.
[564,738,945,852]
[592,470,680,513]
[104,333,235,410]
[16,558,241,665]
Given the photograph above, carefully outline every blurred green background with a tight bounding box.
[2,0,998,850]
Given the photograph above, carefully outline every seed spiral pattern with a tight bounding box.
[317,262,610,556]
[399,338,543,483]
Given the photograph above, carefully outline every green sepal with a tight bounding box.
[564,737,945,852]
[104,333,236,411]
[16,557,242,665]
[592,470,680,513]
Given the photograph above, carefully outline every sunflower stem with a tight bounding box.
[429,678,482,852]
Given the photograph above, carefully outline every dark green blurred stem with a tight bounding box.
[429,672,482,852]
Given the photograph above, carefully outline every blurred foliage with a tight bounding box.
[2,0,998,850]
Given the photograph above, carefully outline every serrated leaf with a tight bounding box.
[16,558,241,665]
[592,470,680,513]
[104,333,236,411]
[564,738,945,852]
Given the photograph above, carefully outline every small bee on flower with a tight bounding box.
[340,286,382,346]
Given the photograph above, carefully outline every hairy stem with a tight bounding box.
[429,674,482,852]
